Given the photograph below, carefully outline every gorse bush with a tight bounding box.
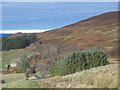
[50,49,109,76]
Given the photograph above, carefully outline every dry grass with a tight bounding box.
[1,64,118,88]
[38,64,118,88]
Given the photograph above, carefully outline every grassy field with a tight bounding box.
[1,49,35,69]
[1,64,118,88]
[1,74,41,88]
[2,49,34,61]
[0,60,10,70]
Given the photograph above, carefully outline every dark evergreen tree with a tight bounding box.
[2,34,37,51]
[50,49,109,76]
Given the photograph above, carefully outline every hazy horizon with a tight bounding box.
[0,29,51,34]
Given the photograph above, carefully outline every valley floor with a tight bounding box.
[0,64,119,88]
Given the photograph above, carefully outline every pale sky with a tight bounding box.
[1,1,118,33]
[1,0,119,2]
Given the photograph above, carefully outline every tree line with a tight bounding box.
[2,34,37,51]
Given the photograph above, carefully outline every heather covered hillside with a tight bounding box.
[35,11,119,58]
[5,11,119,59]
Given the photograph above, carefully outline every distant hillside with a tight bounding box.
[7,11,119,58]
[36,11,119,58]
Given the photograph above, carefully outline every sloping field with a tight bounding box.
[2,49,34,61]
[1,64,118,88]
[1,49,35,69]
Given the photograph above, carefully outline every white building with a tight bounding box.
[10,62,17,68]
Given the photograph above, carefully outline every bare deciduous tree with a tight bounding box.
[35,62,49,78]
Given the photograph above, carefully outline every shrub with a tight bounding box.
[31,54,39,60]
[41,46,58,59]
[50,49,109,76]
[17,60,30,73]
[35,62,49,78]
[36,45,44,54]
[17,55,30,73]
[39,41,42,44]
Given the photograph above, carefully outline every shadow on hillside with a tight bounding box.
[32,74,53,80]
